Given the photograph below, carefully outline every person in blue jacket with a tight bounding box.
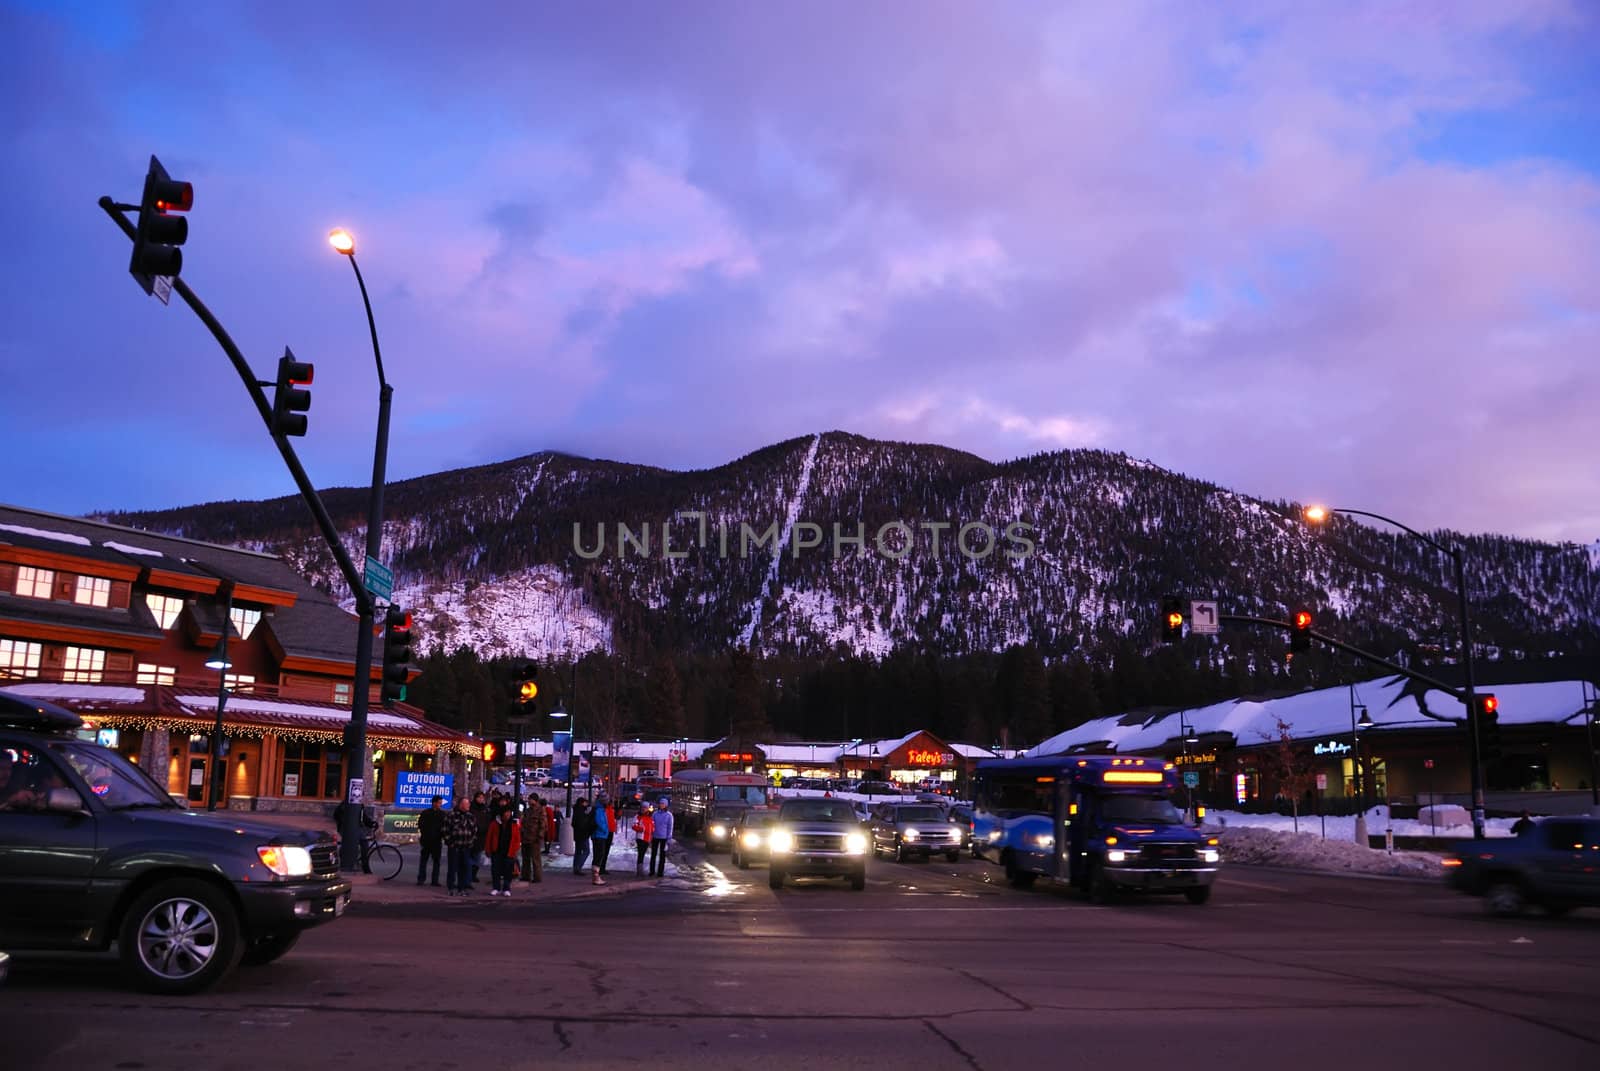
[590,794,613,885]
[649,798,674,877]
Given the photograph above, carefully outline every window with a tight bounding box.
[63,646,106,683]
[136,663,177,685]
[14,566,54,600]
[223,673,256,692]
[73,576,111,608]
[0,639,43,680]
[333,681,352,706]
[230,607,262,640]
[280,740,344,800]
[146,593,184,629]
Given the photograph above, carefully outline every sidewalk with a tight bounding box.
[348,844,682,907]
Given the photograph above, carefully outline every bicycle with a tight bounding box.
[359,831,404,881]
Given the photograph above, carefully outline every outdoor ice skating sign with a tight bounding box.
[395,771,454,809]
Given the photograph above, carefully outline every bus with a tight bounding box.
[670,770,770,835]
[972,755,1219,904]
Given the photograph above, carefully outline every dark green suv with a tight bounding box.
[0,691,351,993]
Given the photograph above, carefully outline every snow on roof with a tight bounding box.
[105,540,163,557]
[951,743,998,758]
[1028,677,1595,756]
[762,743,844,763]
[0,523,92,546]
[1,682,147,704]
[177,694,420,731]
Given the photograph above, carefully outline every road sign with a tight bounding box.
[347,778,365,804]
[364,555,393,600]
[1190,600,1220,635]
[395,771,454,809]
[152,275,173,305]
[1182,770,1199,788]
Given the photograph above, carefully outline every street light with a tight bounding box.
[1584,682,1599,812]
[328,226,396,872]
[1178,713,1199,819]
[1307,504,1486,839]
[1349,687,1373,846]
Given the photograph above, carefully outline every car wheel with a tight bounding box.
[119,878,243,994]
[735,850,750,871]
[945,851,960,863]
[1183,886,1212,906]
[1004,857,1038,889]
[850,869,866,891]
[1088,863,1114,904]
[241,932,301,966]
[1485,880,1527,917]
[769,867,785,890]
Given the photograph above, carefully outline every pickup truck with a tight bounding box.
[767,798,869,890]
[1443,817,1600,917]
[0,691,352,993]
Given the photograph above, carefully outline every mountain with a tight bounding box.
[96,431,1600,669]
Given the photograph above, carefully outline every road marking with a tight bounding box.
[1219,877,1290,893]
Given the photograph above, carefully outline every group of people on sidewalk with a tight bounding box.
[408,788,673,895]
[566,795,674,884]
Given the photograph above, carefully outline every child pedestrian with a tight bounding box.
[633,801,654,876]
[649,797,674,877]
[485,799,522,897]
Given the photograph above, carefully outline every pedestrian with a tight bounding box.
[485,799,522,897]
[1511,809,1536,836]
[416,795,445,886]
[591,793,613,885]
[470,790,489,887]
[571,799,595,875]
[543,799,558,856]
[632,801,654,876]
[444,796,478,895]
[521,795,544,883]
[649,797,673,877]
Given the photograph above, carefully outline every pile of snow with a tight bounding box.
[1417,803,1471,829]
[1210,806,1517,840]
[1216,825,1446,878]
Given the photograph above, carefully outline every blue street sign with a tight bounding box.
[551,731,572,783]
[1183,770,1199,788]
[395,770,453,809]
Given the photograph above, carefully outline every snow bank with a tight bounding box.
[1216,825,1446,879]
[1210,807,1517,840]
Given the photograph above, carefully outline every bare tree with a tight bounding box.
[1257,716,1320,834]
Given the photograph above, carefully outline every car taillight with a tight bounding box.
[1441,857,1462,868]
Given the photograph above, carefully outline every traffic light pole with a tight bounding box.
[339,250,392,873]
[1452,551,1486,839]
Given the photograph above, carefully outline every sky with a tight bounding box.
[3,0,1597,542]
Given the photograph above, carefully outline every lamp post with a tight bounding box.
[204,587,235,812]
[328,228,394,871]
[1179,714,1199,820]
[1584,682,1599,813]
[508,713,532,814]
[1307,505,1486,839]
[1350,689,1373,846]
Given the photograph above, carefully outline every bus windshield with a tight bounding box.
[1099,795,1184,825]
[714,785,767,805]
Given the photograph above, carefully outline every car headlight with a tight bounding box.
[1106,848,1128,863]
[710,824,727,838]
[1201,849,1220,864]
[1034,834,1055,849]
[742,832,762,848]
[769,830,794,854]
[902,828,919,841]
[845,832,868,854]
[257,844,312,877]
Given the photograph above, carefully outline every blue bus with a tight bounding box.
[972,755,1220,904]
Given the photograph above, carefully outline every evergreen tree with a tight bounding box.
[641,656,687,738]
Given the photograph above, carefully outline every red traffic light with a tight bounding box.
[482,741,498,762]
[155,184,193,213]
[1480,694,1498,715]
[1293,611,1312,629]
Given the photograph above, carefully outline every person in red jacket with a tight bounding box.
[484,799,523,897]
[632,801,654,876]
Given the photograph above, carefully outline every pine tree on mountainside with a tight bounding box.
[726,648,770,744]
[641,656,687,739]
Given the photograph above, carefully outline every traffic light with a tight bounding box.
[1161,597,1184,643]
[270,349,314,437]
[1476,693,1501,761]
[380,606,413,704]
[517,664,539,706]
[129,155,192,290]
[1290,610,1313,653]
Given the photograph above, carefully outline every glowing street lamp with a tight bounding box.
[328,227,355,255]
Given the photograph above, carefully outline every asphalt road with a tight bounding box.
[4,843,1598,1071]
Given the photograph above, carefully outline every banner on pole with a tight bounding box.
[551,731,572,783]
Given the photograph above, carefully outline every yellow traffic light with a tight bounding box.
[519,680,538,702]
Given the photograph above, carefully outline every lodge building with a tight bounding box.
[0,504,484,812]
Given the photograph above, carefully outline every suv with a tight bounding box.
[869,802,963,863]
[0,691,351,993]
[767,798,869,891]
[1444,817,1600,917]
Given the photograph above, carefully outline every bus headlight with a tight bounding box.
[769,830,794,854]
[1201,848,1220,864]
[1106,849,1128,863]
[742,832,762,849]
[845,832,868,855]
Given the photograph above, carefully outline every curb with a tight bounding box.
[1227,862,1444,886]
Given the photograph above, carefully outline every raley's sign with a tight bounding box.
[715,752,756,763]
[905,748,957,767]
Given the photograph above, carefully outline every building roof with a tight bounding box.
[1027,676,1596,756]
